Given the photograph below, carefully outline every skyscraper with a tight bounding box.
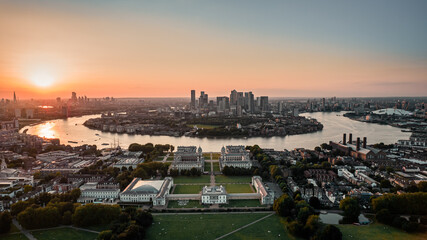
[191,90,196,109]
[71,92,77,102]
[230,90,238,106]
[13,91,16,103]
[199,91,208,108]
[260,96,269,112]
[245,92,255,113]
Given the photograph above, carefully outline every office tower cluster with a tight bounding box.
[190,89,269,115]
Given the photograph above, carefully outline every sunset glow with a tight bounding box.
[0,1,426,99]
[29,71,55,88]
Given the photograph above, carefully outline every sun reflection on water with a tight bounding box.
[36,122,57,139]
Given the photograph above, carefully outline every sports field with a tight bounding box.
[146,213,279,240]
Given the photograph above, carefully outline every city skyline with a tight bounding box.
[1,1,427,99]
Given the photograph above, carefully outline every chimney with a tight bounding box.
[343,133,347,145]
[356,137,360,151]
[349,133,353,144]
[363,137,367,148]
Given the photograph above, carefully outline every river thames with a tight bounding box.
[21,112,411,152]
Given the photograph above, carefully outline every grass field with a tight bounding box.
[338,223,427,240]
[83,224,110,232]
[213,162,220,172]
[203,153,212,159]
[211,153,221,159]
[216,175,252,183]
[223,214,294,240]
[204,163,211,172]
[173,175,211,184]
[224,184,253,193]
[221,200,262,208]
[0,233,28,240]
[167,156,174,161]
[167,200,207,208]
[173,184,204,194]
[32,227,98,240]
[146,213,272,239]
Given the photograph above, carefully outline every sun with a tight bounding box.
[29,71,55,87]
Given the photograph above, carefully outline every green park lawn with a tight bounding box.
[82,224,110,232]
[224,184,253,193]
[146,213,272,240]
[213,162,220,172]
[31,227,98,240]
[203,153,212,159]
[338,223,427,240]
[223,214,294,240]
[216,175,252,183]
[167,200,207,208]
[0,233,29,240]
[173,184,204,194]
[220,199,262,208]
[204,163,211,172]
[211,153,221,159]
[173,175,211,184]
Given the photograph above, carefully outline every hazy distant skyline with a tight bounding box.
[1,0,426,99]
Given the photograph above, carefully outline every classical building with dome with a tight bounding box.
[220,145,252,169]
[119,177,173,206]
[170,146,204,171]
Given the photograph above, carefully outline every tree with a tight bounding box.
[273,194,294,217]
[417,181,427,192]
[134,210,153,228]
[297,206,311,225]
[402,221,419,233]
[314,146,321,152]
[11,201,31,216]
[309,197,321,209]
[375,209,392,225]
[339,197,360,223]
[304,214,320,236]
[24,185,33,193]
[62,211,73,225]
[0,211,12,234]
[316,225,342,240]
[98,230,113,240]
[72,204,121,227]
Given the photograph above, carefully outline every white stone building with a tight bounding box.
[252,176,274,205]
[120,177,173,206]
[220,145,252,169]
[201,185,227,204]
[171,146,204,171]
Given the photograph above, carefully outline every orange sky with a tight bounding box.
[1,1,426,99]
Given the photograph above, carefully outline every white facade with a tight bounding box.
[201,185,227,204]
[220,145,252,169]
[252,176,274,205]
[120,177,173,206]
[171,146,204,171]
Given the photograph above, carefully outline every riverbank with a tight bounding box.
[22,112,411,151]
